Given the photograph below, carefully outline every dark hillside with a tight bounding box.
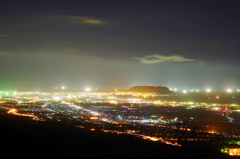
[0,115,233,159]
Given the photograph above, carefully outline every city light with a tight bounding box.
[229,148,240,156]
[1,90,240,156]
[7,108,44,121]
[227,89,232,93]
[206,89,211,92]
[53,96,61,100]
[61,86,65,89]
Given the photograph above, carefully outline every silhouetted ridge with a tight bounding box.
[127,86,173,94]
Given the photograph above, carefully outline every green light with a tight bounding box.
[190,117,194,120]
[220,147,228,153]
[228,141,240,145]
[228,141,235,144]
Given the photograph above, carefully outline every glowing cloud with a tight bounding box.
[70,16,104,24]
[83,19,103,24]
[133,54,196,64]
[0,34,8,37]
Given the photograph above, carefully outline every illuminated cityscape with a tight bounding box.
[1,0,240,158]
[1,88,240,157]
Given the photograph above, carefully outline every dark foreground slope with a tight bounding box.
[0,115,234,159]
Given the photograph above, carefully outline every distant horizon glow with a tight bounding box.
[1,86,240,92]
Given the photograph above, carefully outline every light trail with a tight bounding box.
[7,108,45,121]
[101,129,181,146]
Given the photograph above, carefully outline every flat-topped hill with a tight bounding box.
[126,85,174,94]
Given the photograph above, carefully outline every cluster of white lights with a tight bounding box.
[206,89,211,92]
[181,89,200,93]
[59,86,92,92]
[174,88,240,93]
[226,89,240,93]
[169,88,178,91]
[57,85,240,93]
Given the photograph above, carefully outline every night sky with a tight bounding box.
[0,0,240,91]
